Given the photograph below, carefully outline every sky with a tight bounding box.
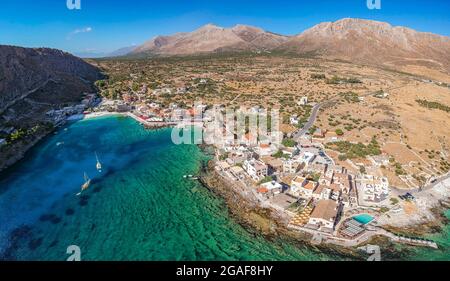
[0,0,449,55]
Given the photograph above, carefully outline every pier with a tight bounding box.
[288,224,439,249]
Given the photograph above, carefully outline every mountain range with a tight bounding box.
[109,18,450,72]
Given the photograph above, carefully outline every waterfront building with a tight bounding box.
[243,159,268,181]
[217,161,231,171]
[307,200,339,232]
[260,181,283,195]
[229,166,246,180]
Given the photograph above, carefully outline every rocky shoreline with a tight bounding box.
[382,202,450,236]
[198,158,364,260]
[197,145,449,259]
[0,127,54,172]
[378,177,450,236]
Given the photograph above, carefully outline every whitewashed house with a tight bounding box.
[282,159,302,174]
[260,181,283,195]
[312,185,332,200]
[243,160,268,181]
[290,176,307,194]
[299,151,315,166]
[298,96,308,105]
[290,115,299,126]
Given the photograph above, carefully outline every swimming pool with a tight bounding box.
[353,214,374,225]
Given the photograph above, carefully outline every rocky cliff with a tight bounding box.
[0,45,103,115]
[0,45,103,171]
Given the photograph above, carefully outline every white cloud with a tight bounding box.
[67,27,93,40]
[73,27,92,34]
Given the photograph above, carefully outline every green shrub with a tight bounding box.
[282,138,296,147]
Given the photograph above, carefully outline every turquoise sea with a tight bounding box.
[407,210,450,261]
[0,115,448,261]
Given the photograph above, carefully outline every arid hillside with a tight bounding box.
[0,45,103,116]
[132,24,288,56]
[279,18,450,74]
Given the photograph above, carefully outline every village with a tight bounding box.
[211,113,393,245]
[210,111,442,249]
[65,87,441,250]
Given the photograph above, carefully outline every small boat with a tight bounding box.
[56,142,64,146]
[76,172,91,196]
[183,174,198,180]
[95,152,102,172]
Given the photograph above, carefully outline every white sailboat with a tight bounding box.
[76,172,91,196]
[95,152,102,172]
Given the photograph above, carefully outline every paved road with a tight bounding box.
[390,172,450,196]
[292,103,322,139]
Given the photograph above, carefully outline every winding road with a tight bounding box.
[292,103,322,139]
